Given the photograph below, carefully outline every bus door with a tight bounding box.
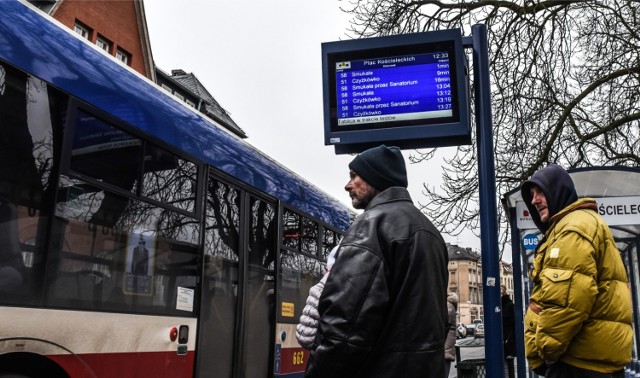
[274,210,328,377]
[197,174,276,377]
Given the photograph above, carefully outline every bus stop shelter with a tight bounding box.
[502,166,640,377]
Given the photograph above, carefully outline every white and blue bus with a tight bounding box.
[0,1,350,377]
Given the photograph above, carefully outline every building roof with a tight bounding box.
[163,69,246,138]
[25,0,55,13]
[500,261,513,274]
[447,243,481,261]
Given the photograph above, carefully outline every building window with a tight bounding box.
[73,22,91,40]
[96,36,111,53]
[174,92,185,102]
[116,48,131,65]
[161,84,173,93]
[185,99,196,108]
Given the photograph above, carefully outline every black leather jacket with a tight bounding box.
[305,187,449,378]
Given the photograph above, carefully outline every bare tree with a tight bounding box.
[341,0,640,254]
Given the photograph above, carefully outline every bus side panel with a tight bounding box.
[0,308,196,378]
[276,347,308,377]
[274,323,308,377]
[49,351,195,377]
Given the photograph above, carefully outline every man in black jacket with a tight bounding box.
[501,285,516,378]
[305,145,449,378]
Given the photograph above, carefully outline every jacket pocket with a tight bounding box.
[540,268,573,307]
[523,309,543,366]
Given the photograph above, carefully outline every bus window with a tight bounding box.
[301,217,318,255]
[0,63,66,305]
[322,228,340,259]
[282,209,300,251]
[142,143,197,214]
[50,178,200,316]
[279,251,324,323]
[70,110,141,195]
[0,198,27,298]
[283,209,320,257]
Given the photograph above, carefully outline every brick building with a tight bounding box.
[30,0,154,79]
[28,0,245,138]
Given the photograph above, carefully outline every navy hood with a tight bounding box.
[521,164,578,232]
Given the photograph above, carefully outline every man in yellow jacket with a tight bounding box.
[521,164,632,378]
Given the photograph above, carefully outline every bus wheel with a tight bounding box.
[0,352,70,378]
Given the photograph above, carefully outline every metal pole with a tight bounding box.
[471,23,504,378]
[630,238,640,356]
[510,208,527,378]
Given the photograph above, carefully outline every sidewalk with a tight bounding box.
[450,337,517,378]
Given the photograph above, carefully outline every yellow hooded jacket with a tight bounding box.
[524,198,633,373]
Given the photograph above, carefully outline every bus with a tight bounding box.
[0,1,351,377]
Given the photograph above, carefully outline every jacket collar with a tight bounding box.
[547,197,597,231]
[365,187,412,211]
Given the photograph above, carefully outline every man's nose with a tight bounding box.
[345,180,353,191]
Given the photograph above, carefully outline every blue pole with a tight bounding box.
[471,23,504,378]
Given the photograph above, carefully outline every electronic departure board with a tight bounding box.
[336,52,454,124]
[322,29,471,154]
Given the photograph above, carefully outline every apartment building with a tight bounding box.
[447,243,514,325]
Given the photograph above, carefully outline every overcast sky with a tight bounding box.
[143,0,482,252]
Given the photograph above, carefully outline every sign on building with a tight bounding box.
[516,196,640,229]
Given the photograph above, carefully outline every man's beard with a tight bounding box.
[351,187,378,209]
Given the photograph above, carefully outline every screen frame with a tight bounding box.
[322,29,471,154]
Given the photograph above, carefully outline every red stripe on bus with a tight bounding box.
[278,347,309,374]
[48,350,195,377]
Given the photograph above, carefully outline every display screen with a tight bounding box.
[335,51,454,127]
[322,29,470,154]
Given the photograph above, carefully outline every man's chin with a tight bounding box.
[540,211,549,223]
[351,199,365,209]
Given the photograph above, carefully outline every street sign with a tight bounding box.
[522,233,539,250]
